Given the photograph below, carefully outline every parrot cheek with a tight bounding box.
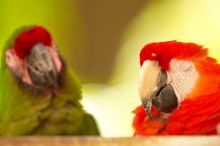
[6,49,24,78]
[6,48,34,86]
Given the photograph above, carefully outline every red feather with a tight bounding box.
[140,41,208,70]
[134,41,220,135]
[133,105,166,135]
[14,26,52,59]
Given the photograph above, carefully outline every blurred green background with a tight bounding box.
[0,0,220,137]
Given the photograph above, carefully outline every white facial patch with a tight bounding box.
[6,49,23,77]
[167,59,199,102]
[6,49,33,85]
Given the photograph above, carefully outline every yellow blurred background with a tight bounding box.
[0,0,220,137]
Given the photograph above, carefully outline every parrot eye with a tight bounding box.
[183,64,193,72]
[6,54,11,63]
[5,50,13,64]
[176,61,193,73]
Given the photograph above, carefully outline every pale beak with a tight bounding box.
[138,60,161,119]
[138,61,161,102]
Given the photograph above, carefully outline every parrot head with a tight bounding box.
[5,26,63,91]
[138,40,219,120]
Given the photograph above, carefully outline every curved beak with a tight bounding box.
[138,60,161,119]
[138,61,161,101]
[138,60,178,121]
[26,43,58,89]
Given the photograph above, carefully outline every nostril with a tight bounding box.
[49,70,55,79]
[41,53,47,60]
[34,66,39,71]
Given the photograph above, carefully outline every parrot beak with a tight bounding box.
[26,43,58,89]
[138,60,161,119]
[138,61,161,101]
[138,60,178,121]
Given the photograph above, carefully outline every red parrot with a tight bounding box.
[133,41,220,135]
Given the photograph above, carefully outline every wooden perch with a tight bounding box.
[0,136,219,146]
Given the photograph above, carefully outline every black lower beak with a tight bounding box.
[141,99,153,119]
[26,43,58,89]
[142,84,178,122]
[152,84,178,113]
[142,99,167,122]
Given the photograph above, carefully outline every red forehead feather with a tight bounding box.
[14,26,52,59]
[140,41,208,70]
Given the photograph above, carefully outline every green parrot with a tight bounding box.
[0,26,100,136]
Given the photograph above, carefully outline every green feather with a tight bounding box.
[0,26,100,136]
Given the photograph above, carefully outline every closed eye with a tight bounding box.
[183,65,192,72]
